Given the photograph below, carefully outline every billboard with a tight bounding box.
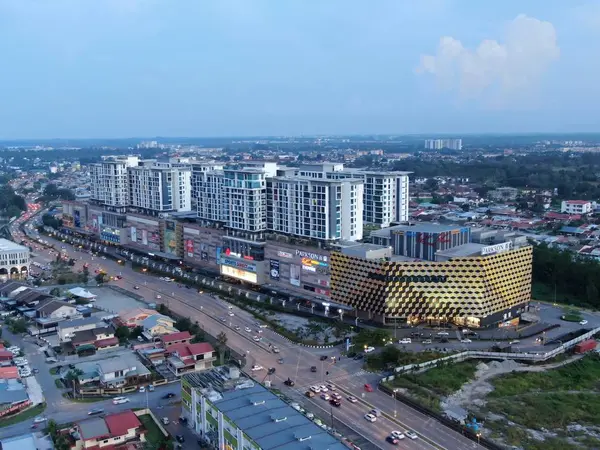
[221,265,258,284]
[290,264,301,287]
[142,229,148,246]
[216,247,222,264]
[74,210,81,228]
[164,221,177,255]
[131,227,137,243]
[201,251,208,261]
[91,214,99,232]
[270,259,280,280]
[185,239,194,257]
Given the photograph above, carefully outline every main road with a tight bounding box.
[12,212,484,450]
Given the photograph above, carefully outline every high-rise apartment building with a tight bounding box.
[267,176,364,241]
[191,162,225,221]
[424,139,462,150]
[90,156,140,210]
[127,160,192,214]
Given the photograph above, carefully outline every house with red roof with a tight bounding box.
[0,366,18,380]
[159,331,192,348]
[73,410,144,449]
[166,342,215,377]
[0,350,14,363]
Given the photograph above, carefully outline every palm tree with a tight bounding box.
[64,368,83,396]
[216,331,228,365]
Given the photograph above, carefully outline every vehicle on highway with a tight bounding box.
[244,327,251,332]
[272,346,280,353]
[364,346,375,353]
[277,358,284,364]
[320,393,330,400]
[437,331,450,336]
[326,383,336,391]
[347,396,358,403]
[133,286,140,290]
[399,338,411,344]
[364,413,377,423]
[391,430,405,439]
[284,378,295,387]
[386,436,400,445]
[405,431,418,440]
[112,397,129,405]
[305,391,315,398]
[460,339,472,343]
[364,384,373,392]
[220,317,226,323]
[330,392,341,400]
[253,336,261,342]
[33,416,47,423]
[148,384,155,392]
[88,408,104,415]
[329,398,341,407]
[319,355,328,361]
[370,408,381,417]
[251,365,263,371]
[228,312,234,316]
[310,366,317,372]
[580,320,588,325]
[162,392,176,399]
[233,325,240,331]
[422,339,432,344]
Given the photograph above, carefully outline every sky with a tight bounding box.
[0,0,599,139]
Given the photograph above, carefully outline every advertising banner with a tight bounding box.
[270,259,280,280]
[74,210,81,228]
[131,227,137,243]
[221,257,256,272]
[91,214,99,232]
[142,229,148,246]
[216,247,222,264]
[164,221,177,255]
[100,226,121,243]
[201,251,208,261]
[186,239,194,257]
[290,264,301,287]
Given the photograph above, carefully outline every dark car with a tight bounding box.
[310,366,317,372]
[319,355,328,361]
[176,435,185,443]
[386,436,399,445]
[353,353,364,360]
[88,408,104,415]
[284,378,295,387]
[329,398,341,407]
[162,392,176,399]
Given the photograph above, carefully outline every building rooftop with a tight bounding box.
[371,223,464,240]
[0,239,28,253]
[78,417,110,440]
[184,370,347,450]
[104,410,142,437]
[161,331,192,343]
[435,243,486,259]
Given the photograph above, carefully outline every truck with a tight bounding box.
[574,339,597,354]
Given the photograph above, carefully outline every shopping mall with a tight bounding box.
[331,225,533,328]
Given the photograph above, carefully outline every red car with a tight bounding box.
[364,384,373,392]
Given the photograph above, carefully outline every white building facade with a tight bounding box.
[0,239,29,280]
[90,156,140,209]
[561,200,594,215]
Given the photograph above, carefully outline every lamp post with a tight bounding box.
[393,388,399,418]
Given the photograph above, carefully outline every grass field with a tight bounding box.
[0,403,46,428]
[384,360,479,411]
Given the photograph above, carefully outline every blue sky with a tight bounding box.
[0,0,599,139]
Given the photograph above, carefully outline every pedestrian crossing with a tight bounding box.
[321,369,370,383]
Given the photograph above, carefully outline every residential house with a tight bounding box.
[71,327,119,354]
[118,308,157,328]
[141,314,178,338]
[561,200,594,215]
[0,367,18,380]
[159,331,192,348]
[95,353,151,388]
[71,410,144,450]
[0,379,30,418]
[0,351,13,363]
[35,299,78,320]
[166,342,215,376]
[58,317,104,343]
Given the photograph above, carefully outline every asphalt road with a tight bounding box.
[8,212,488,449]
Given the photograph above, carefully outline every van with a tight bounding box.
[370,408,381,417]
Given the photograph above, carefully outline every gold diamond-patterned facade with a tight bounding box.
[330,246,532,325]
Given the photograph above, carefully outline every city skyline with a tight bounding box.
[1,0,600,139]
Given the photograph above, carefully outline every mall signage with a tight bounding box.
[295,250,328,262]
[277,251,293,259]
[481,242,512,256]
[221,257,257,272]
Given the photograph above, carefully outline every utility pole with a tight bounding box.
[330,406,335,431]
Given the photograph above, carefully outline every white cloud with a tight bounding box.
[416,14,560,102]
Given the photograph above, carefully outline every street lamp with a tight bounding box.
[393,388,399,417]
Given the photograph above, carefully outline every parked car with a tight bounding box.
[580,320,588,325]
[364,346,375,353]
[251,365,263,372]
[422,339,432,344]
[176,435,185,443]
[399,338,411,344]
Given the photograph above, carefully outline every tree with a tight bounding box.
[64,368,83,396]
[586,282,599,305]
[9,318,27,334]
[216,331,228,365]
[115,326,131,343]
[95,273,105,284]
[81,266,89,283]
[175,317,192,332]
[460,203,470,212]
[130,326,143,339]
[50,287,61,297]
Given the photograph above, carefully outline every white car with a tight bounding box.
[139,386,146,393]
[19,370,32,377]
[580,320,588,325]
[364,346,375,353]
[251,365,263,372]
[245,327,252,333]
[364,413,377,423]
[228,312,234,316]
[320,393,330,400]
[460,339,472,344]
[319,385,328,392]
[391,430,405,439]
[508,340,520,345]
[399,338,411,344]
[112,396,129,405]
[436,331,450,336]
[253,336,261,342]
[405,431,418,440]
[310,385,321,393]
[306,412,314,419]
[326,383,336,391]
[347,396,358,403]
[33,416,47,423]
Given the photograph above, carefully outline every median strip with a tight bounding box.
[331,382,447,450]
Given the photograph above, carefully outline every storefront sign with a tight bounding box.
[221,265,258,284]
[185,239,194,257]
[277,251,293,259]
[270,259,280,280]
[481,242,512,256]
[221,257,257,272]
[295,250,328,262]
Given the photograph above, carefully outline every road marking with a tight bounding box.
[331,382,448,450]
